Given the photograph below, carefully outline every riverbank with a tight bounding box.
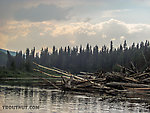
[0,67,60,88]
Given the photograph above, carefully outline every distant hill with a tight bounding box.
[0,51,7,67]
[0,49,16,56]
[0,49,16,67]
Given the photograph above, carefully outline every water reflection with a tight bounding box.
[0,85,150,113]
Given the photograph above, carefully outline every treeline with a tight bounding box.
[6,40,150,73]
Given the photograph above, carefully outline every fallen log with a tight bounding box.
[106,82,150,88]
[130,61,138,73]
[134,72,150,80]
[117,64,136,74]
[30,72,60,89]
[33,62,150,99]
[34,62,108,89]
[33,62,71,77]
[40,77,60,90]
[104,72,139,83]
[141,78,150,83]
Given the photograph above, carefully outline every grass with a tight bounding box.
[0,67,61,87]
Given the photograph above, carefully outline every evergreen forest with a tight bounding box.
[6,40,150,74]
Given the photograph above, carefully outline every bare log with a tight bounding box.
[130,61,138,73]
[134,73,150,80]
[40,77,60,90]
[106,82,150,88]
[117,64,135,74]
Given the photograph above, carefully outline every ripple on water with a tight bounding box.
[0,85,150,113]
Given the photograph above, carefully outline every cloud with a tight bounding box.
[15,4,71,22]
[41,19,150,47]
[101,9,130,18]
[1,0,150,51]
[100,19,129,39]
[120,36,126,40]
[50,19,150,46]
[0,21,31,49]
[0,0,74,22]
[0,33,9,48]
[1,0,150,25]
[70,40,76,45]
[1,19,150,50]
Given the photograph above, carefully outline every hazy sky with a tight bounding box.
[0,0,150,52]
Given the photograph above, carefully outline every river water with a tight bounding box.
[0,85,150,113]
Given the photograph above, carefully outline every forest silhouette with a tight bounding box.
[6,40,150,73]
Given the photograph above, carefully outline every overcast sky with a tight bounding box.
[0,0,150,52]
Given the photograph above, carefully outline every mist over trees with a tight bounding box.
[6,40,150,73]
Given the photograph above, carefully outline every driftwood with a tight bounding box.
[117,64,135,74]
[142,78,150,83]
[40,77,60,89]
[31,73,60,89]
[142,51,148,64]
[33,62,150,98]
[130,61,138,73]
[134,73,150,79]
[106,82,150,88]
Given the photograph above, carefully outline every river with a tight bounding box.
[0,85,149,113]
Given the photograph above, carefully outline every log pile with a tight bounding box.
[33,62,150,98]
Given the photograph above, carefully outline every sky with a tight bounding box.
[0,0,150,52]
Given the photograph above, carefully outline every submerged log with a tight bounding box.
[40,77,60,90]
